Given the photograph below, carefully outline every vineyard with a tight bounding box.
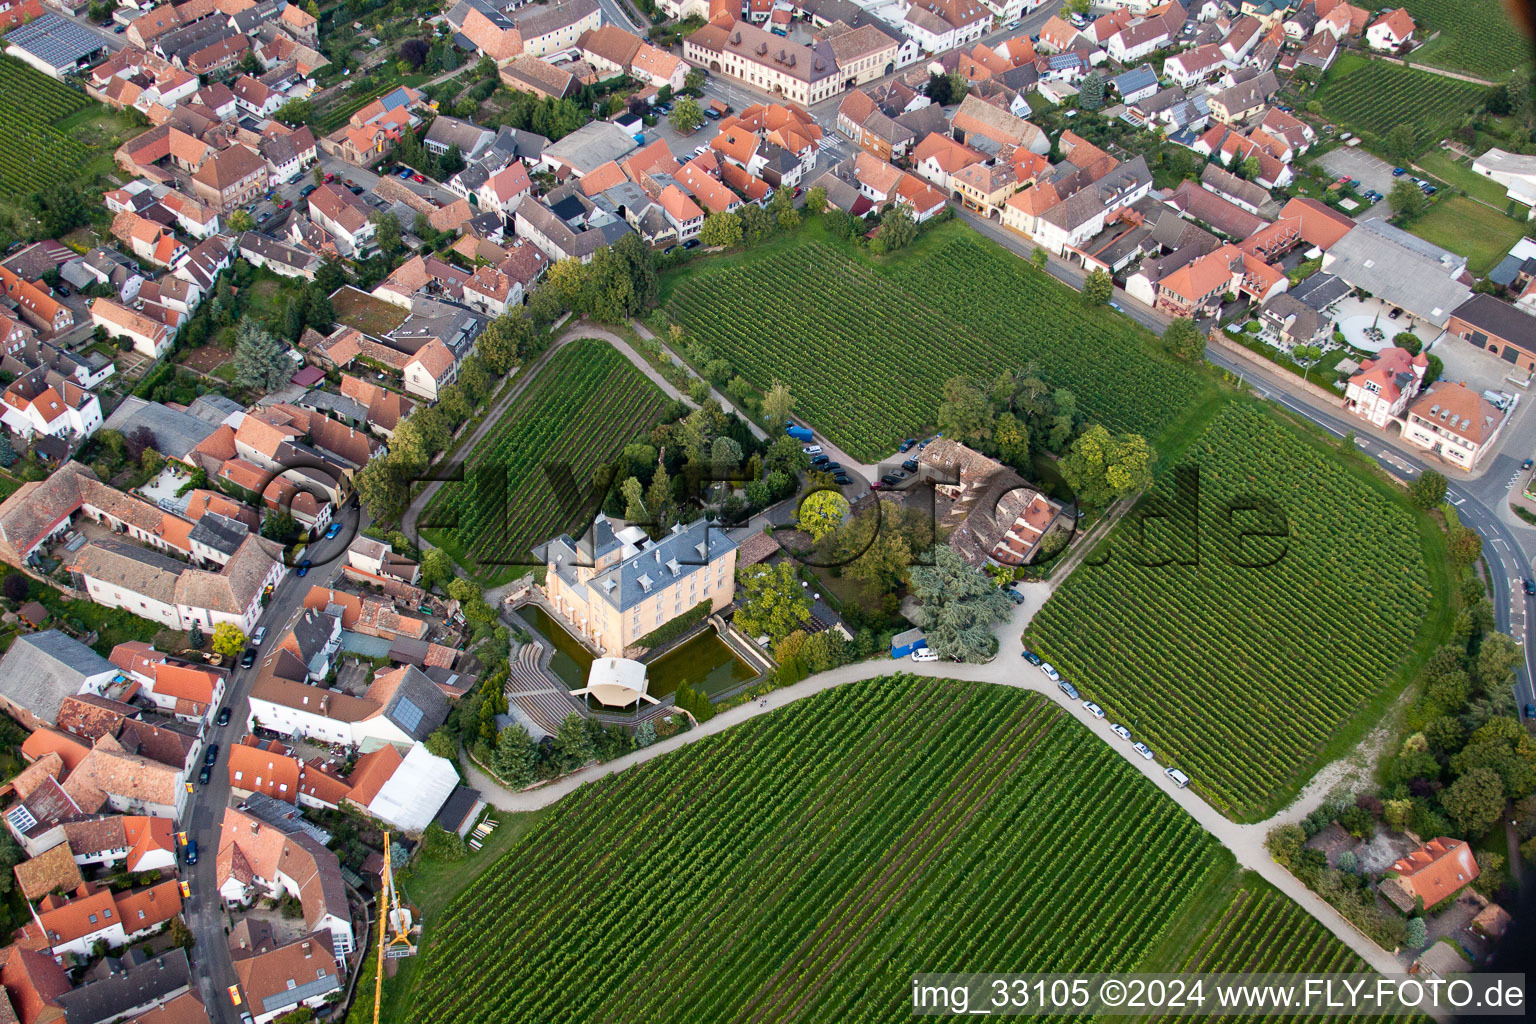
[1316,56,1488,154]
[421,338,670,578]
[665,232,1208,459]
[0,57,92,202]
[1401,0,1527,81]
[1026,403,1436,822]
[1156,885,1417,1024]
[408,678,1230,1024]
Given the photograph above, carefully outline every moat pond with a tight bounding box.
[517,605,756,704]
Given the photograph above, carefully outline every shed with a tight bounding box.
[18,602,49,629]
[891,628,927,659]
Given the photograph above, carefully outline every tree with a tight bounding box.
[1061,425,1155,508]
[1031,247,1049,269]
[2,573,27,603]
[0,432,14,468]
[1265,823,1306,866]
[272,99,313,126]
[925,71,954,106]
[226,208,255,233]
[261,508,297,543]
[169,914,194,950]
[837,498,934,592]
[645,464,673,528]
[761,380,794,425]
[993,411,1029,467]
[188,622,204,649]
[211,623,246,658]
[492,724,539,787]
[734,562,813,644]
[1389,179,1427,218]
[233,319,293,391]
[27,185,88,238]
[684,68,706,92]
[1078,72,1104,110]
[1440,765,1505,835]
[425,728,457,761]
[1082,268,1113,307]
[739,204,773,245]
[1064,0,1090,14]
[798,489,850,540]
[1385,123,1417,161]
[877,204,916,251]
[1448,524,1482,566]
[0,829,20,895]
[669,97,705,133]
[420,548,455,593]
[700,210,742,248]
[907,546,1013,662]
[239,48,262,74]
[1405,917,1428,949]
[804,186,827,215]
[551,713,595,773]
[936,375,995,444]
[1403,469,1446,509]
[1164,317,1204,361]
[769,187,799,230]
[373,212,403,257]
[399,37,430,70]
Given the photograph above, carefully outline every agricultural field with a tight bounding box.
[665,225,1208,459]
[1401,0,1529,81]
[421,338,670,579]
[1316,55,1490,154]
[1026,402,1441,822]
[407,678,1234,1024]
[0,57,92,201]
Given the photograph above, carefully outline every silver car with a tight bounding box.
[1040,662,1060,682]
[1111,724,1132,741]
[1133,742,1155,761]
[1083,700,1105,719]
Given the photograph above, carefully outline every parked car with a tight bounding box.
[683,239,700,249]
[832,472,852,485]
[1040,662,1060,682]
[1526,702,1536,719]
[240,648,255,668]
[185,840,198,864]
[1422,184,1437,195]
[1021,649,1042,665]
[1165,767,1191,788]
[296,558,312,577]
[802,444,823,455]
[349,185,364,195]
[1392,166,1406,176]
[1387,307,1402,319]
[252,626,266,646]
[1058,679,1080,699]
[898,438,917,452]
[1083,700,1105,719]
[300,184,317,197]
[902,458,919,473]
[398,168,413,179]
[911,648,940,662]
[197,765,211,785]
[1110,724,1132,741]
[1133,742,1155,761]
[1004,587,1025,605]
[325,522,342,539]
[278,199,291,208]
[411,173,426,183]
[217,707,232,726]
[1524,578,1535,595]
[323,172,335,183]
[880,473,900,486]
[1523,458,1533,470]
[694,144,709,156]
[204,743,220,767]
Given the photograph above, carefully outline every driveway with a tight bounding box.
[1315,147,1397,220]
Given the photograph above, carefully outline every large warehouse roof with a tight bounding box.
[5,13,103,72]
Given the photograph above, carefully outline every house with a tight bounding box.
[1472,148,1536,219]
[260,124,318,185]
[61,732,190,818]
[1035,14,1079,53]
[837,90,916,161]
[13,879,181,957]
[1207,70,1278,123]
[0,942,70,1024]
[0,266,72,338]
[1365,7,1413,51]
[1343,345,1427,428]
[110,211,186,268]
[1294,27,1338,69]
[0,631,120,732]
[109,643,225,724]
[542,516,737,659]
[1257,291,1331,347]
[1163,42,1227,87]
[1402,381,1506,470]
[1447,294,1536,372]
[1110,65,1159,104]
[912,132,984,191]
[56,950,196,1024]
[1200,162,1270,214]
[189,145,268,212]
[1104,2,1184,63]
[62,815,177,873]
[824,22,899,87]
[344,536,421,586]
[88,298,174,359]
[238,232,320,280]
[215,804,353,957]
[307,183,375,257]
[0,368,102,442]
[1379,837,1478,912]
[902,0,990,55]
[232,931,342,1024]
[915,440,1066,568]
[683,17,843,107]
[499,54,579,100]
[321,85,425,166]
[11,843,83,902]
[1322,219,1471,328]
[476,160,532,216]
[245,653,448,751]
[950,94,1048,154]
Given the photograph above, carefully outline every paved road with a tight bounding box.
[460,581,1408,978]
[182,503,361,1024]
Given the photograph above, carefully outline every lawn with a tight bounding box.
[663,219,1213,460]
[1407,195,1530,276]
[1413,148,1524,210]
[403,678,1238,1024]
[1026,401,1448,822]
[420,338,671,583]
[330,286,410,336]
[1400,0,1530,81]
[1315,54,1490,154]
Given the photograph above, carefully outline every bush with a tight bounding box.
[1404,916,1428,949]
[1266,823,1306,866]
[1336,850,1358,874]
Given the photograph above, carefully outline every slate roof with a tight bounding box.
[55,949,191,1024]
[0,632,119,725]
[102,397,219,462]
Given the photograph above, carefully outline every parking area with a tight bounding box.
[1316,147,1397,220]
[1431,329,1526,394]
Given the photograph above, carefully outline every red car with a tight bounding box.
[278,199,291,209]
[411,173,426,183]
[323,172,335,183]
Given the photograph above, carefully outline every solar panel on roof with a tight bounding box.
[393,695,424,734]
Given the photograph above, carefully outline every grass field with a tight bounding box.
[1407,195,1530,275]
[406,678,1238,1024]
[421,338,670,581]
[664,220,1211,460]
[1026,401,1446,822]
[1316,55,1490,154]
[1412,148,1522,209]
[1401,0,1529,81]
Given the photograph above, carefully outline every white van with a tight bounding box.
[910,648,940,662]
[1165,767,1190,788]
[803,445,823,455]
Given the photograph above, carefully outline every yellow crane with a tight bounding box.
[372,833,419,1024]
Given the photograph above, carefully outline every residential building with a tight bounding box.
[13,880,181,957]
[0,367,102,442]
[232,931,343,1024]
[215,804,353,957]
[1365,6,1413,50]
[246,654,448,751]
[89,298,175,359]
[190,145,268,211]
[0,631,119,732]
[0,266,72,337]
[1446,293,1536,372]
[684,17,843,107]
[1343,345,1427,428]
[1379,837,1478,912]
[915,440,1066,568]
[307,182,376,257]
[1402,381,1506,470]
